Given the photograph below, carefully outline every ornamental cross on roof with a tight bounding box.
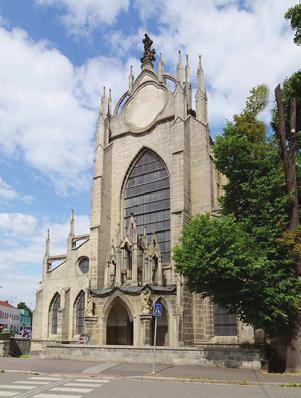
[141,33,156,67]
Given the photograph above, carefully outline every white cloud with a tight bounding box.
[35,0,129,36]
[0,212,37,236]
[0,25,96,193]
[0,24,134,194]
[75,55,140,110]
[0,211,90,306]
[0,177,33,203]
[134,0,301,132]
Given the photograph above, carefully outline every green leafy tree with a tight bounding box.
[285,3,301,46]
[174,86,301,341]
[174,214,299,338]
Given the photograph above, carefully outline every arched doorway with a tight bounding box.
[106,297,133,345]
[152,299,169,346]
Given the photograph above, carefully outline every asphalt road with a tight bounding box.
[0,373,301,398]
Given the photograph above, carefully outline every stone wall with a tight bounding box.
[40,343,263,369]
[9,337,31,357]
[0,341,9,357]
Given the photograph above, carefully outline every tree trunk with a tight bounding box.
[274,87,300,372]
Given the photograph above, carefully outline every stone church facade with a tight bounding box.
[32,35,254,350]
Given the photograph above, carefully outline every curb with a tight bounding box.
[126,374,300,387]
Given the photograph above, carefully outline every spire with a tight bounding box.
[140,33,156,69]
[185,54,190,84]
[108,88,112,116]
[197,55,205,92]
[128,65,134,94]
[176,50,183,82]
[69,209,74,236]
[158,53,164,83]
[101,86,108,119]
[195,55,208,124]
[45,229,50,257]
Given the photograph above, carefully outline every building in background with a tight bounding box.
[19,308,32,332]
[0,300,20,332]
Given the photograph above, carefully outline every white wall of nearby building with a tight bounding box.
[0,300,21,331]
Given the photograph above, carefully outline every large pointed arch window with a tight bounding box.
[124,150,170,263]
[75,291,85,335]
[49,293,60,335]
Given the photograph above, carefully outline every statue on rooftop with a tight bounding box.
[141,33,156,67]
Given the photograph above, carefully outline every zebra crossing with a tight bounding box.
[0,375,111,397]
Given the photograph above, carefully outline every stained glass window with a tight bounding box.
[75,291,85,334]
[124,150,170,263]
[79,257,89,274]
[50,293,60,335]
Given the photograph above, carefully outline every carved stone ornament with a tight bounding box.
[141,289,152,314]
[85,296,94,317]
[141,33,156,67]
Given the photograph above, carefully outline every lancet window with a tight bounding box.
[75,291,85,335]
[50,293,60,335]
[124,150,170,263]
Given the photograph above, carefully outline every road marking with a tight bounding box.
[29,377,62,381]
[65,382,103,387]
[75,378,110,383]
[51,387,93,393]
[14,380,50,385]
[0,385,36,390]
[0,392,19,397]
[34,395,82,398]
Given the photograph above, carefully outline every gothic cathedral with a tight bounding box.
[32,35,255,351]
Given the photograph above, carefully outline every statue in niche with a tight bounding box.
[141,33,156,67]
[141,289,152,314]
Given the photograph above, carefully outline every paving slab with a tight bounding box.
[0,357,99,374]
[0,358,301,385]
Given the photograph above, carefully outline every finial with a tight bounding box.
[140,33,156,69]
[185,54,190,83]
[197,55,205,92]
[108,88,112,115]
[176,50,183,82]
[70,209,74,236]
[45,229,50,256]
[101,86,107,119]
[158,53,164,83]
[128,65,134,94]
[198,55,203,71]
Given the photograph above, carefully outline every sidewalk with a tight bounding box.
[0,357,300,386]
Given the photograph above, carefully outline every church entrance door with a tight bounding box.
[106,298,133,345]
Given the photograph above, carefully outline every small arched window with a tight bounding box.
[50,293,60,335]
[78,257,89,274]
[75,291,85,335]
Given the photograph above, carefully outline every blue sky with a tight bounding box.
[0,0,299,307]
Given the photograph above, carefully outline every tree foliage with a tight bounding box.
[174,214,299,338]
[285,3,301,46]
[174,86,301,339]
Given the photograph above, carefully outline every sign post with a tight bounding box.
[152,303,162,375]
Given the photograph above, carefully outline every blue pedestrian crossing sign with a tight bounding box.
[153,303,163,317]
